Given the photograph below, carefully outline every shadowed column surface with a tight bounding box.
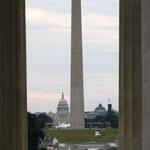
[119,0,150,149]
[142,0,150,149]
[0,0,27,149]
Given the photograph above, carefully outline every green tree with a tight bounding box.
[28,113,45,150]
[37,113,53,129]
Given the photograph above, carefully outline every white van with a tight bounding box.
[95,131,101,138]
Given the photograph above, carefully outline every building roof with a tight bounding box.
[57,92,69,108]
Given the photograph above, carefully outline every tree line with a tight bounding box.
[28,112,53,150]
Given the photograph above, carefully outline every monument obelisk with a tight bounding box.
[70,0,85,128]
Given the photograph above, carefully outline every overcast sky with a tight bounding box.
[26,0,119,113]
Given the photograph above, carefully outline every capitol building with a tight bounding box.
[56,92,70,123]
[48,92,70,125]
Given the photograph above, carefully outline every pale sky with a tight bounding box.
[26,0,119,113]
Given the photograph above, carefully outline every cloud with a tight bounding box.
[28,91,58,101]
[26,7,119,51]
[26,7,71,29]
[27,91,70,113]
[83,14,118,29]
[28,91,70,101]
[26,7,118,31]
[26,0,119,16]
[28,79,69,86]
[85,73,118,95]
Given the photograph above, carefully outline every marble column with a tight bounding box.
[119,0,150,149]
[142,0,150,149]
[0,0,28,150]
[70,0,85,129]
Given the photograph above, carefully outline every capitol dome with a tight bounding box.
[57,99,69,111]
[95,103,107,116]
[56,92,70,123]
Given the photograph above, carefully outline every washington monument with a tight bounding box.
[70,0,85,128]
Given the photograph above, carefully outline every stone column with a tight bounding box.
[70,0,85,129]
[119,0,142,149]
[0,0,27,150]
[142,0,150,149]
[119,0,150,149]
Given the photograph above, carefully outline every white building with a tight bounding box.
[56,92,70,123]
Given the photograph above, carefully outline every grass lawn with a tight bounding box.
[46,129,118,144]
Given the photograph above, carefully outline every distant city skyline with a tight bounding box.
[26,0,119,113]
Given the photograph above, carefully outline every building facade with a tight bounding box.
[85,103,112,120]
